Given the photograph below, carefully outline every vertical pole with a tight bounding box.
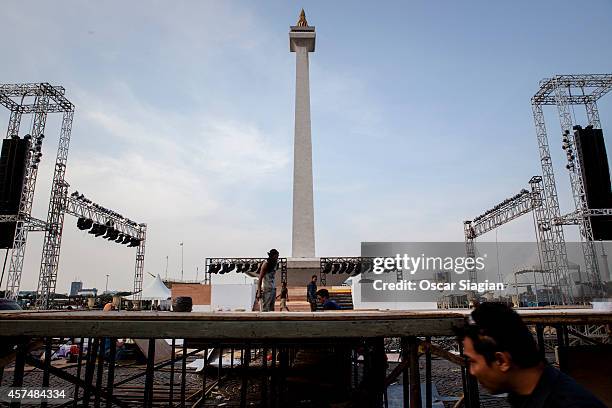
[202,347,208,404]
[218,346,223,381]
[261,346,268,407]
[94,340,105,407]
[279,347,289,406]
[425,337,432,408]
[401,337,410,407]
[270,345,277,408]
[408,337,422,408]
[240,345,251,408]
[169,339,175,407]
[73,338,86,407]
[42,337,52,408]
[106,339,116,408]
[144,339,156,408]
[353,349,359,389]
[83,338,99,406]
[461,340,470,407]
[10,339,27,408]
[364,338,385,408]
[181,343,187,407]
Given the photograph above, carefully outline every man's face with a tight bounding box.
[312,277,317,283]
[462,337,508,394]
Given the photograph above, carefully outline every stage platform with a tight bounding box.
[1,308,611,339]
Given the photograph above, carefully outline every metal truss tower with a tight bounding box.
[133,225,147,307]
[36,109,74,308]
[0,83,74,300]
[2,83,147,309]
[532,74,612,299]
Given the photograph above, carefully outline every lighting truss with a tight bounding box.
[463,177,566,303]
[204,257,288,285]
[552,209,612,226]
[318,257,396,286]
[60,192,147,309]
[65,195,143,238]
[532,74,612,300]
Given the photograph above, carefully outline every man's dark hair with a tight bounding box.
[311,275,318,280]
[455,302,543,368]
[268,249,279,257]
[316,289,330,299]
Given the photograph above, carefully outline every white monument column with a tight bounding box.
[290,10,316,258]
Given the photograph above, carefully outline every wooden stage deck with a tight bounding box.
[1,308,611,339]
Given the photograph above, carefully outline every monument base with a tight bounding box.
[285,257,347,287]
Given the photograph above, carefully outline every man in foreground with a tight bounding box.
[456,302,604,407]
[256,249,279,312]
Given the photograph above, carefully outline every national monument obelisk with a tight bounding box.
[290,10,316,258]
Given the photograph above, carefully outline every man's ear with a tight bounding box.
[494,351,512,372]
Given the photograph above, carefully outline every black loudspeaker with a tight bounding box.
[0,138,29,248]
[574,127,612,240]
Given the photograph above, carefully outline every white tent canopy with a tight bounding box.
[124,274,171,301]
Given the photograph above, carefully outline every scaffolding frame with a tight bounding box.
[1,83,147,309]
[532,74,612,301]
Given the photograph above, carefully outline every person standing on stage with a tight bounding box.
[278,281,290,311]
[256,249,280,312]
[307,274,318,312]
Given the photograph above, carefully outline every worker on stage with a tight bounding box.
[256,249,280,312]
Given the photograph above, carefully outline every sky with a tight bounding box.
[1,1,611,293]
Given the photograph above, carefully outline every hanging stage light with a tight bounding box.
[339,262,349,274]
[95,224,107,237]
[250,263,260,273]
[332,263,341,274]
[77,217,93,230]
[220,263,236,274]
[128,238,141,247]
[353,262,362,275]
[323,262,332,274]
[122,235,131,245]
[105,228,120,241]
[103,227,115,239]
[346,262,355,275]
[88,223,105,236]
[115,234,124,243]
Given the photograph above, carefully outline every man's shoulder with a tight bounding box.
[323,300,341,310]
[544,366,605,408]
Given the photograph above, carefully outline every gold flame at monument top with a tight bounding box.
[297,9,308,27]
